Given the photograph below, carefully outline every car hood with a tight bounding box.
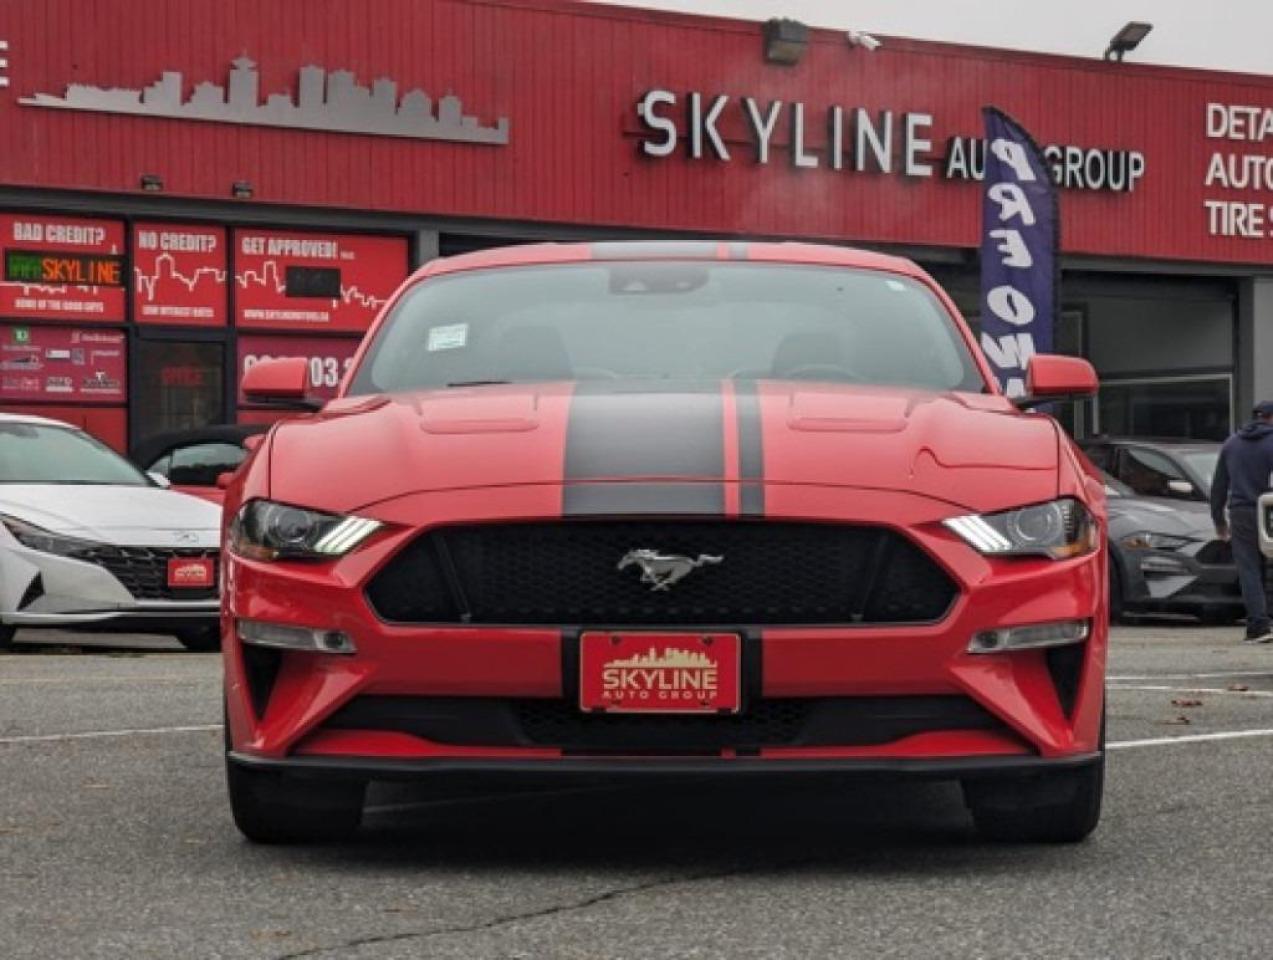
[269,382,1062,515]
[1107,494,1216,539]
[0,485,221,547]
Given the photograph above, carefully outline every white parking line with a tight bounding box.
[1108,728,1273,750]
[1108,684,1273,698]
[0,676,216,685]
[0,724,221,745]
[5,722,1273,754]
[1109,671,1273,681]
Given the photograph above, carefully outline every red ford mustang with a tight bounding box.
[222,241,1107,844]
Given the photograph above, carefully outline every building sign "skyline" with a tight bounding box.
[637,90,1146,194]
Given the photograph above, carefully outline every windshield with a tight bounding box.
[347,262,986,395]
[0,423,150,486]
[1182,451,1219,493]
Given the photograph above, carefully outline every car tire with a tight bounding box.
[226,755,365,844]
[0,625,15,652]
[963,713,1105,844]
[175,625,221,652]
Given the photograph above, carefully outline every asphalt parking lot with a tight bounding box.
[3,625,1273,960]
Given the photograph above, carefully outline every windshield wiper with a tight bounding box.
[445,379,513,388]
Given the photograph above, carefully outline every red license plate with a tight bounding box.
[166,557,215,589]
[579,632,741,714]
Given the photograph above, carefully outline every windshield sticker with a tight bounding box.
[885,279,907,292]
[427,323,468,352]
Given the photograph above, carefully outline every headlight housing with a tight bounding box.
[228,500,382,561]
[944,498,1098,559]
[1119,532,1193,552]
[0,515,97,556]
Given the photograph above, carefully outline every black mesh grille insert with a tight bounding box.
[365,521,958,626]
[64,545,218,601]
[322,695,1007,754]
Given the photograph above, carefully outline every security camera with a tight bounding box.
[847,31,882,51]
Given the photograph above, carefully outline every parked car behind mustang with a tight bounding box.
[1100,469,1240,623]
[0,413,221,652]
[132,424,269,505]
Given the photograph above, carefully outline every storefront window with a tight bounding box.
[1096,376,1232,441]
[133,340,225,443]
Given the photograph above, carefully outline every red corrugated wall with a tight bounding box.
[1,0,1272,265]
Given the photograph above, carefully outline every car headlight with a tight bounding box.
[1119,532,1194,552]
[944,497,1098,559]
[0,515,97,556]
[228,500,382,561]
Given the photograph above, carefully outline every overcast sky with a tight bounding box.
[586,0,1273,76]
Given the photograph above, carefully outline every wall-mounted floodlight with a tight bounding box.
[763,18,809,66]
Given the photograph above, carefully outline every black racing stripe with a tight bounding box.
[563,482,725,516]
[565,381,724,481]
[735,380,765,516]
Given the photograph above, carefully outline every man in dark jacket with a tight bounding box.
[1211,401,1273,643]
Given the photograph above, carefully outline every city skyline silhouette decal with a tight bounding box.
[20,56,510,145]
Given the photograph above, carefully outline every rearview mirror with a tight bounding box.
[1016,355,1099,410]
[147,471,171,489]
[241,357,322,411]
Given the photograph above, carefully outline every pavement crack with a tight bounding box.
[271,865,750,959]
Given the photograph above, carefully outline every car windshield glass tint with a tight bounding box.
[1182,451,1219,493]
[0,424,149,485]
[348,263,986,394]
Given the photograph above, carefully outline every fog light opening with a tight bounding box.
[237,619,357,655]
[969,619,1089,654]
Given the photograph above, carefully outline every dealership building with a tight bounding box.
[0,0,1272,451]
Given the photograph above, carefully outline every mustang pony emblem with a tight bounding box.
[617,549,723,591]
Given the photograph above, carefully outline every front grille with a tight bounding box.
[365,520,958,626]
[66,545,218,601]
[322,695,1006,754]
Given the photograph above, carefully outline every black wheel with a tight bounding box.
[0,625,15,652]
[1108,560,1126,625]
[964,713,1105,844]
[226,756,365,844]
[175,625,221,652]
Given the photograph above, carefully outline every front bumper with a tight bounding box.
[228,749,1104,784]
[1116,544,1241,613]
[0,538,219,631]
[223,484,1107,769]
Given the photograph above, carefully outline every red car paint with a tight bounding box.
[221,243,1106,779]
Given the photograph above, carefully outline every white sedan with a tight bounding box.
[0,413,221,651]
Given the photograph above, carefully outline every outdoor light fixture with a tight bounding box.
[763,18,808,66]
[138,173,163,192]
[231,180,254,199]
[1104,21,1153,61]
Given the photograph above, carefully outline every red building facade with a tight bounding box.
[1,0,1271,447]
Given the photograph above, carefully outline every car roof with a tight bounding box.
[415,240,928,282]
[0,411,77,430]
[130,423,269,466]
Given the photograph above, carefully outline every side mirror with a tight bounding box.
[1166,479,1196,499]
[1016,355,1099,410]
[215,471,235,490]
[147,471,171,489]
[241,357,322,411]
[242,434,264,453]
